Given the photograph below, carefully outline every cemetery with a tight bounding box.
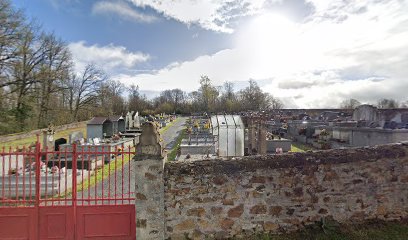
[271,105,408,149]
[0,111,177,199]
[179,115,245,159]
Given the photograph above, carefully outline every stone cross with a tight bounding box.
[42,124,55,150]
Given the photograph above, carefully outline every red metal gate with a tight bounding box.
[0,142,136,239]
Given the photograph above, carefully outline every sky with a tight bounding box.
[13,0,408,108]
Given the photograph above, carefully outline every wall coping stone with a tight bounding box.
[165,143,408,176]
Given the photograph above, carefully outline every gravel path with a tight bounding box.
[163,117,186,150]
[78,117,186,205]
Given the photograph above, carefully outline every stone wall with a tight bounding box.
[164,143,408,239]
[0,121,87,143]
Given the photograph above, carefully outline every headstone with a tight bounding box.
[69,131,84,144]
[54,138,67,151]
[42,124,55,151]
[0,155,24,176]
[134,111,140,128]
[125,112,131,129]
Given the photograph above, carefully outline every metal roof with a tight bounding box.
[109,115,124,122]
[211,115,244,129]
[87,117,111,125]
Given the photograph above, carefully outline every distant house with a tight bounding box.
[87,117,113,139]
[109,115,125,134]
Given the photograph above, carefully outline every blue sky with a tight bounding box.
[13,0,233,70]
[12,0,408,107]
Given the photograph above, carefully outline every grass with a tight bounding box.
[76,149,134,193]
[59,117,178,196]
[167,128,186,161]
[57,148,135,198]
[247,219,408,240]
[0,126,86,149]
[2,116,175,149]
[9,117,177,197]
[290,142,314,153]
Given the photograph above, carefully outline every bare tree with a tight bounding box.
[156,89,185,113]
[127,84,151,113]
[238,80,266,111]
[377,98,399,109]
[268,95,284,109]
[0,0,25,83]
[9,24,47,130]
[68,64,107,121]
[340,98,361,109]
[99,80,126,116]
[199,75,219,112]
[36,32,72,127]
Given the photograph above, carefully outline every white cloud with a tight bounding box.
[128,0,274,33]
[92,1,157,23]
[68,41,150,73]
[115,0,408,108]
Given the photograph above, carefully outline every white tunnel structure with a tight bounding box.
[211,115,244,157]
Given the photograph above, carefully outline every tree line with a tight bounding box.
[0,0,282,135]
[144,77,283,115]
[340,98,408,109]
[0,0,128,134]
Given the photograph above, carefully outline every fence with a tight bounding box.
[0,142,136,239]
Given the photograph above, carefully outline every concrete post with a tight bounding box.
[134,122,166,240]
[258,119,267,155]
[248,118,256,154]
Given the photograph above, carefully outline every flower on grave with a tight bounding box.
[8,168,17,175]
[51,166,59,173]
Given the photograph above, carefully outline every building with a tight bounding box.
[87,117,113,139]
[211,115,245,157]
[109,115,125,134]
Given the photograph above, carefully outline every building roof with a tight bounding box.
[87,117,111,125]
[211,115,244,129]
[109,115,124,122]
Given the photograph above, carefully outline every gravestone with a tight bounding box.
[134,111,140,128]
[69,131,84,144]
[129,111,135,128]
[42,124,55,151]
[54,138,67,151]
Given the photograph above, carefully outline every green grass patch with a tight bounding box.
[244,220,408,240]
[77,150,134,193]
[57,148,135,198]
[167,128,186,161]
[1,126,86,149]
[290,142,314,152]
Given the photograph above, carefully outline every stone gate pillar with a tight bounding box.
[258,119,267,155]
[248,118,256,154]
[134,122,166,239]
